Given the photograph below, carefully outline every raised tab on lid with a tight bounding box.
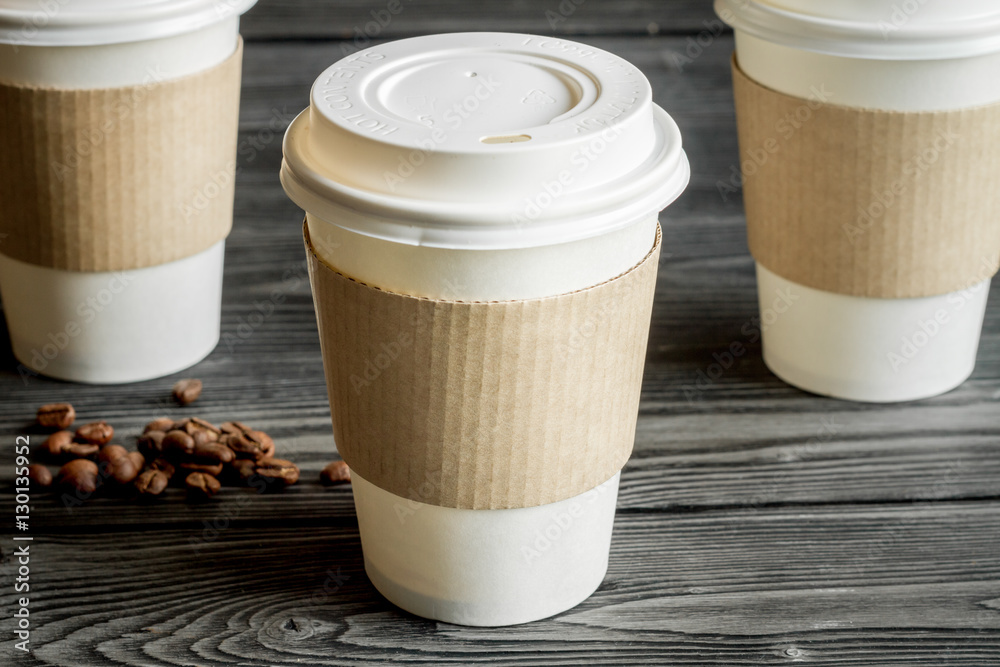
[281,32,689,250]
[0,0,257,46]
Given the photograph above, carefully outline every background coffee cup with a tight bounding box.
[716,0,1000,402]
[0,0,256,383]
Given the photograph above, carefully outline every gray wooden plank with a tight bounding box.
[2,30,999,666]
[3,37,997,516]
[5,406,999,529]
[239,0,719,40]
[1,503,998,665]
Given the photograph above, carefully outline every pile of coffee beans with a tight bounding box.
[133,416,299,499]
[30,399,349,503]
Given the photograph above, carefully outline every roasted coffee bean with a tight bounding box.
[191,441,235,464]
[127,451,145,471]
[43,431,75,456]
[161,429,195,457]
[110,459,140,485]
[36,403,75,429]
[148,457,176,478]
[320,460,351,486]
[68,443,100,457]
[185,417,220,435]
[186,472,220,499]
[226,459,258,486]
[239,441,276,460]
[219,421,251,435]
[218,433,243,455]
[187,429,211,448]
[97,444,128,464]
[135,469,169,496]
[44,431,99,459]
[254,458,299,486]
[75,421,114,445]
[184,418,221,448]
[247,430,274,448]
[44,430,74,451]
[144,417,175,433]
[98,445,141,485]
[28,464,52,487]
[223,430,274,460]
[173,417,220,447]
[179,461,224,476]
[57,459,99,495]
[137,430,166,459]
[172,378,203,405]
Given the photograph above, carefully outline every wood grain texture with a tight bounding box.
[2,6,1000,665]
[239,0,716,40]
[2,504,1000,666]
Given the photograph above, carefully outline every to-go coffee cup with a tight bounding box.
[282,32,689,625]
[717,0,1000,402]
[0,0,256,383]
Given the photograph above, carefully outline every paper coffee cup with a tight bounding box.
[282,32,689,625]
[0,0,256,383]
[717,0,1000,402]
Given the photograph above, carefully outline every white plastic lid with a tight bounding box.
[716,0,1000,60]
[0,0,256,46]
[281,32,689,250]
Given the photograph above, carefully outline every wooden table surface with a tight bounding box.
[3,1,1000,664]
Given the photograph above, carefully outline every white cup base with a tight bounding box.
[756,263,989,402]
[0,242,225,384]
[351,471,620,626]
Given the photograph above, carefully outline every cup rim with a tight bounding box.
[0,0,257,47]
[715,0,1000,60]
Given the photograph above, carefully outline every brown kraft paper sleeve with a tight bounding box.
[0,39,243,272]
[731,55,1000,299]
[305,222,662,510]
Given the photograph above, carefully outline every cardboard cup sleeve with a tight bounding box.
[0,39,243,272]
[305,223,662,510]
[731,56,1000,299]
